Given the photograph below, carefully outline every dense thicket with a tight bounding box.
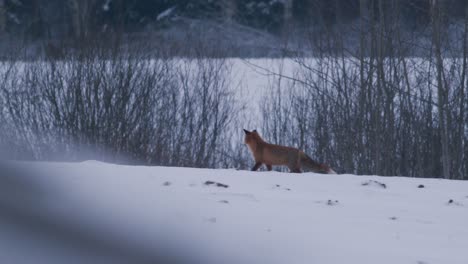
[260,0,468,179]
[0,43,238,168]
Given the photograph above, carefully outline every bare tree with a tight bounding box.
[431,0,451,179]
[0,0,5,33]
[68,0,97,39]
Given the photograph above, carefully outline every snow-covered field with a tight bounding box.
[1,161,467,264]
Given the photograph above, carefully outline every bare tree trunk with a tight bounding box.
[459,4,468,179]
[283,0,293,26]
[358,0,368,173]
[373,0,386,174]
[222,0,237,24]
[0,0,5,33]
[68,0,93,39]
[431,0,451,179]
[68,0,80,38]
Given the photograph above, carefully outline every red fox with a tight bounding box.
[244,129,337,174]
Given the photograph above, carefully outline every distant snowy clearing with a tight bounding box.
[3,161,467,264]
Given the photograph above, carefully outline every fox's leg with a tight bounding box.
[290,167,301,173]
[287,164,301,173]
[266,164,272,171]
[288,153,302,173]
[252,162,262,171]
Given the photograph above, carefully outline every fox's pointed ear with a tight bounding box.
[243,129,251,135]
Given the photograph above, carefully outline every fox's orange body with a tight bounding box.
[243,129,336,174]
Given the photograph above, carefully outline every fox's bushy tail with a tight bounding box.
[301,153,337,174]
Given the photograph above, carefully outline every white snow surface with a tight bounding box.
[3,161,467,264]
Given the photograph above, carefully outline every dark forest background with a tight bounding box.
[1,0,468,57]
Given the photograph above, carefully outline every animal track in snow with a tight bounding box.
[447,199,464,206]
[272,184,291,191]
[361,180,387,189]
[315,199,340,206]
[204,180,229,188]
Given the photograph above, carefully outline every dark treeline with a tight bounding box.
[1,0,467,35]
[1,0,468,57]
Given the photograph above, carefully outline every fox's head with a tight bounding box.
[243,129,262,145]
